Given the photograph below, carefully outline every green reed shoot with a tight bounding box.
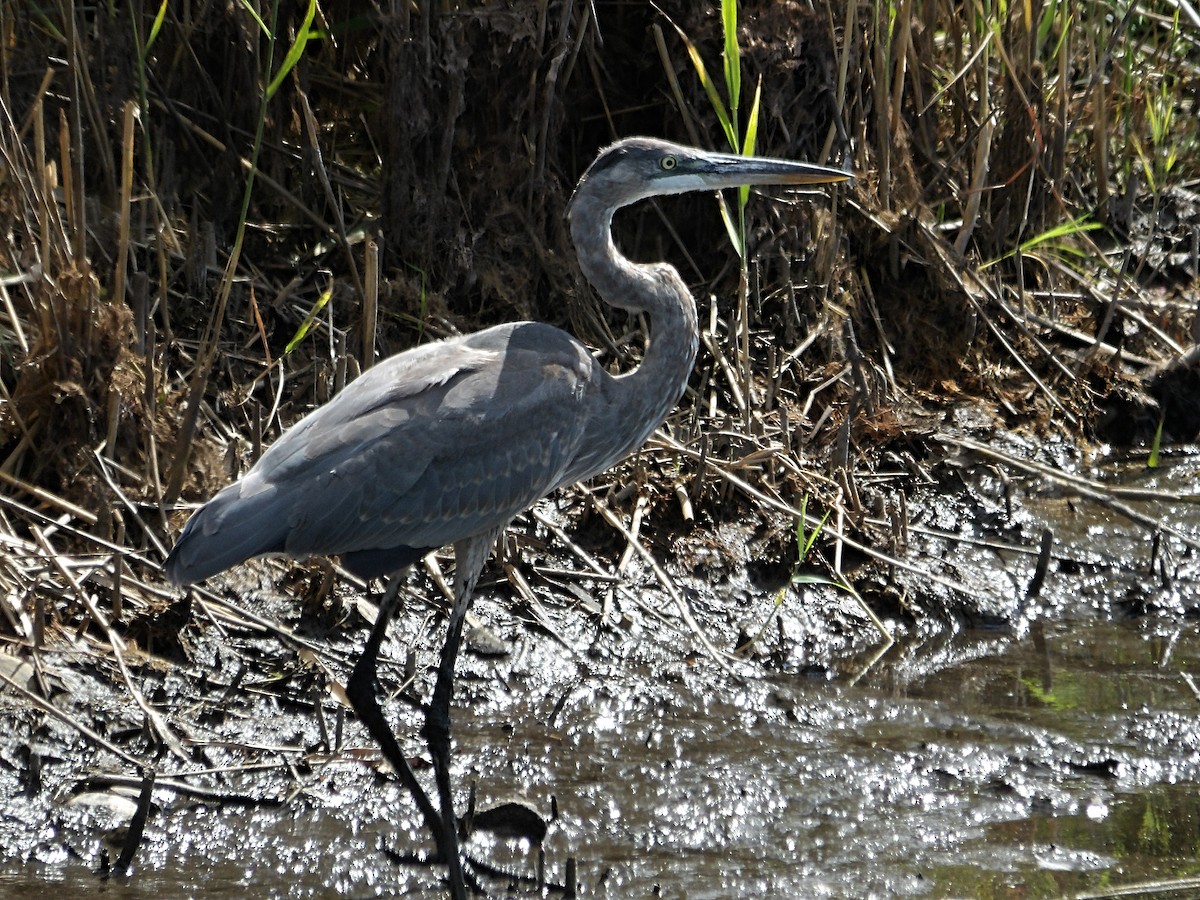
[669,0,763,260]
[264,0,321,100]
[1148,417,1164,469]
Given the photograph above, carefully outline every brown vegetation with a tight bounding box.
[0,0,1197,752]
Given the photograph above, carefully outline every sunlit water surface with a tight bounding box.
[2,455,1198,898]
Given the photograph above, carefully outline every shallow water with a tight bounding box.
[2,452,1198,898]
[4,618,1196,898]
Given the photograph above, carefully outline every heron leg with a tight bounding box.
[427,596,470,739]
[346,574,469,900]
[425,529,501,738]
[424,594,469,867]
[421,529,503,866]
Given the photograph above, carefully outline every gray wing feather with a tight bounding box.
[166,322,605,584]
[285,325,599,557]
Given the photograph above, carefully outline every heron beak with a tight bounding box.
[691,151,851,189]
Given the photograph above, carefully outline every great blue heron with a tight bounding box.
[165,137,848,897]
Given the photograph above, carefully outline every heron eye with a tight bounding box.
[660,155,678,171]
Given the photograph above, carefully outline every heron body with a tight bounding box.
[165,137,848,897]
[167,323,598,583]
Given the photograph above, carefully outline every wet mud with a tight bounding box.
[2,437,1198,898]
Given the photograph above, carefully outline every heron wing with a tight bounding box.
[165,337,489,583]
[275,323,602,570]
[167,323,606,584]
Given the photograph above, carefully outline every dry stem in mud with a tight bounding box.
[0,0,1198,888]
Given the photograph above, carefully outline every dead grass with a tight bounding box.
[0,0,1197,768]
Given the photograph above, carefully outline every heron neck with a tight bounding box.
[570,201,700,454]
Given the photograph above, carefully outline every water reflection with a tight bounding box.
[4,456,1199,896]
[2,615,1196,897]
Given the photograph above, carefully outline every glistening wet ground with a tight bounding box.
[1,450,1198,898]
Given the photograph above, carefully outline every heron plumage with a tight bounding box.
[166,321,605,583]
[163,137,848,899]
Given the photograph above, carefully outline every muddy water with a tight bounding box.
[6,618,1196,898]
[2,454,1199,898]
[470,622,1200,898]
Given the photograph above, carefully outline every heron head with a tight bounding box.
[569,137,851,215]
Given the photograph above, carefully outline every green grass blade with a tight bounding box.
[1018,216,1103,252]
[1148,417,1164,468]
[266,0,318,100]
[285,286,332,354]
[741,77,761,156]
[716,193,742,257]
[790,572,845,588]
[237,0,272,38]
[737,77,762,210]
[982,215,1103,268]
[146,0,169,52]
[800,513,830,560]
[666,17,735,149]
[721,0,741,133]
